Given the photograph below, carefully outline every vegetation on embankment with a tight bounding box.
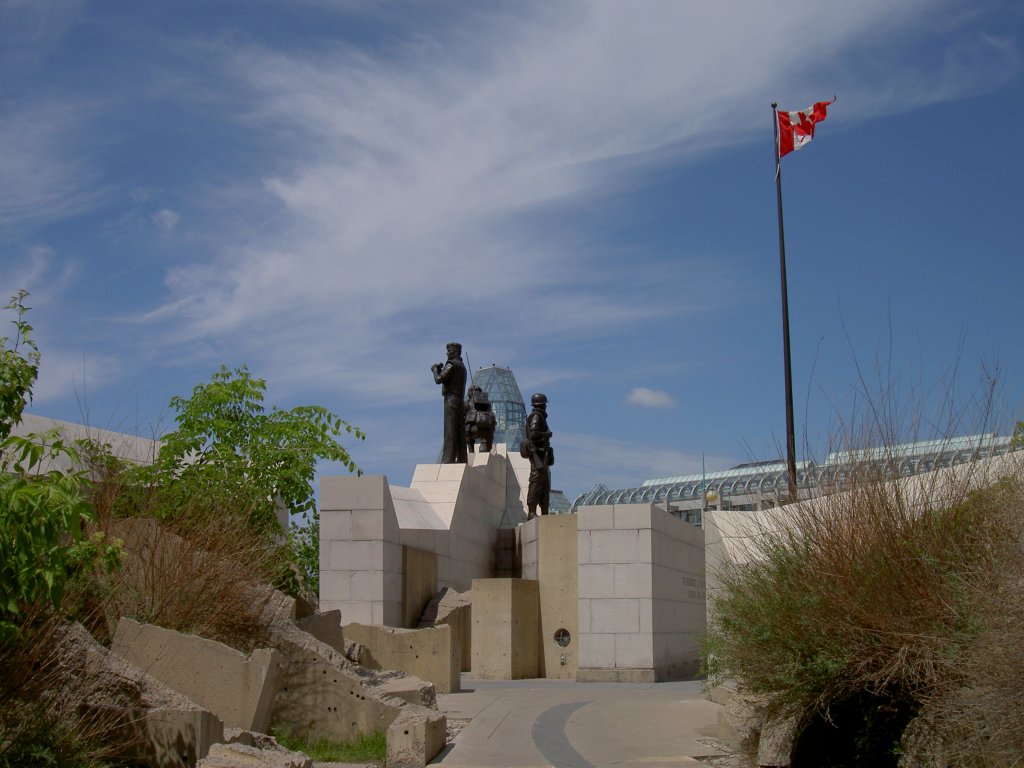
[1,291,363,766]
[706,447,1024,766]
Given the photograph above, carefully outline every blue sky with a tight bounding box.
[2,0,1023,502]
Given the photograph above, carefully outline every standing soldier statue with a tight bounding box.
[431,342,468,464]
[523,392,554,519]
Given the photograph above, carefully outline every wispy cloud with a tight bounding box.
[626,387,676,408]
[152,208,180,234]
[31,347,123,405]
[0,98,102,228]
[6,0,1019,480]
[129,0,1019,410]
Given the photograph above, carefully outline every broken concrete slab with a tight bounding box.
[419,587,472,673]
[264,617,445,768]
[49,621,224,768]
[756,713,798,767]
[344,622,458,694]
[265,618,426,743]
[297,609,346,655]
[112,617,282,733]
[363,669,437,708]
[718,689,765,757]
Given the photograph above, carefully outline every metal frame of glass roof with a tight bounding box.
[573,433,1017,511]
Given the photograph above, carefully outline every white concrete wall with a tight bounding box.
[577,503,705,681]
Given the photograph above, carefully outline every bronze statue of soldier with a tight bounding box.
[465,385,496,454]
[524,392,554,519]
[431,342,468,464]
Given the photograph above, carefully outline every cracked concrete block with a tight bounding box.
[112,618,282,733]
[266,619,404,741]
[386,707,447,768]
[344,622,458,694]
[363,669,437,708]
[419,587,472,673]
[297,609,346,654]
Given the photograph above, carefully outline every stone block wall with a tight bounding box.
[319,475,404,626]
[577,503,705,682]
[401,449,513,590]
[320,448,530,628]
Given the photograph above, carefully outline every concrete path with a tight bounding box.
[433,677,728,767]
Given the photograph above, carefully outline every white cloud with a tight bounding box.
[626,387,676,409]
[152,208,181,233]
[31,346,123,405]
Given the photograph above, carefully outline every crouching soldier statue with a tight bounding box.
[464,385,497,453]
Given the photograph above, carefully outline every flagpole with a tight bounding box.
[772,102,799,501]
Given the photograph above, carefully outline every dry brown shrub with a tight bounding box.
[67,440,294,651]
[83,509,287,651]
[900,471,1024,767]
[709,445,1024,766]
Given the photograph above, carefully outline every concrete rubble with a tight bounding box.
[756,713,798,767]
[198,741,313,768]
[386,706,448,768]
[39,596,447,767]
[265,613,442,747]
[47,621,224,768]
[344,622,459,694]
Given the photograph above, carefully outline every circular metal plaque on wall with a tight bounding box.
[554,628,571,647]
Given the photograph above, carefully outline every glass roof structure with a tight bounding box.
[471,365,528,452]
[572,433,1018,514]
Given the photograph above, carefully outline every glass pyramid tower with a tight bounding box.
[471,365,527,452]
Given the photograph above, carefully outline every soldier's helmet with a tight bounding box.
[531,393,548,406]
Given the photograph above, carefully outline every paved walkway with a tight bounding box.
[433,677,729,767]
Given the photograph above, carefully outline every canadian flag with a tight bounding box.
[777,99,834,158]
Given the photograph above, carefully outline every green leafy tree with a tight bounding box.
[0,292,117,641]
[150,365,363,590]
[0,291,39,440]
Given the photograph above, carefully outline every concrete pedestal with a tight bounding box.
[470,578,540,679]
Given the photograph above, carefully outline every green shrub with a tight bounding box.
[118,365,363,594]
[0,290,39,441]
[0,292,119,642]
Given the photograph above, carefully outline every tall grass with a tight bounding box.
[706,450,1024,765]
[272,727,386,765]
